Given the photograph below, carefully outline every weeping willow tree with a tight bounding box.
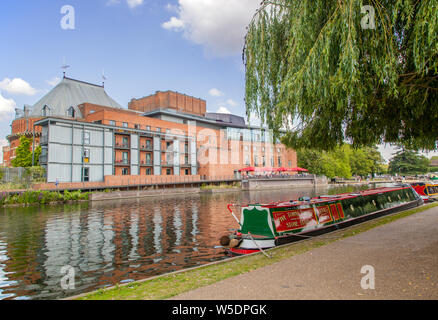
[244,0,438,151]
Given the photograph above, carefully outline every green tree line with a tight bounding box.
[297,145,385,179]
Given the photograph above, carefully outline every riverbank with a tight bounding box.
[70,202,438,300]
[0,190,89,207]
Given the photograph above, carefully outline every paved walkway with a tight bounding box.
[172,206,438,300]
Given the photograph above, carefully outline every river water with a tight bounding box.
[0,184,378,300]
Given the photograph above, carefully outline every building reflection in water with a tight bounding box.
[0,185,356,300]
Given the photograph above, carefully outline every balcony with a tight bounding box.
[139,145,153,151]
[115,142,130,149]
[39,155,48,164]
[161,161,174,167]
[115,159,130,166]
[40,136,48,145]
[140,160,153,166]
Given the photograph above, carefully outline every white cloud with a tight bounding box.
[226,99,238,107]
[162,17,185,30]
[106,0,121,6]
[0,78,37,96]
[0,92,16,121]
[46,77,61,87]
[161,0,260,56]
[127,0,144,8]
[209,88,224,97]
[217,106,231,114]
[106,0,143,8]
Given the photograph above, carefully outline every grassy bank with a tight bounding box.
[74,202,438,300]
[0,190,90,207]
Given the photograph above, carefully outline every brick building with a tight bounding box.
[4,76,297,183]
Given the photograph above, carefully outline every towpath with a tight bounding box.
[171,205,438,300]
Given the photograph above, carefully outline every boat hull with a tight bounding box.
[226,187,423,256]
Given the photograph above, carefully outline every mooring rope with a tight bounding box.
[248,232,272,259]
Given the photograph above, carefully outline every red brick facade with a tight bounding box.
[128,91,206,116]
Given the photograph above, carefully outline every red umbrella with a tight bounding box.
[291,167,309,172]
[254,167,276,172]
[238,166,255,172]
[276,167,289,172]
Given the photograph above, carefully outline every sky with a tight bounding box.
[0,0,436,164]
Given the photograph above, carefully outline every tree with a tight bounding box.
[11,136,40,168]
[244,0,438,151]
[388,149,429,175]
[297,144,383,178]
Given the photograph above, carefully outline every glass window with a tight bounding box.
[122,137,129,147]
[146,168,152,175]
[67,106,75,118]
[109,120,116,126]
[83,131,90,145]
[83,148,90,163]
[146,126,151,131]
[122,122,128,128]
[122,152,128,164]
[166,169,171,175]
[42,105,50,117]
[146,153,151,165]
[122,168,129,175]
[82,167,90,182]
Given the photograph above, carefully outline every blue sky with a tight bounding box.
[0,0,259,159]
[0,0,436,163]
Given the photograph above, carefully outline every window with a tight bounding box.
[134,124,140,129]
[288,160,292,167]
[146,153,151,165]
[67,106,75,118]
[109,120,116,126]
[278,156,282,167]
[83,131,90,145]
[122,168,129,175]
[166,169,171,175]
[122,152,128,164]
[146,139,151,148]
[82,167,90,182]
[185,169,189,175]
[146,126,151,131]
[83,148,90,163]
[146,168,152,175]
[184,143,189,153]
[184,155,189,165]
[122,137,129,147]
[166,129,170,134]
[157,127,161,132]
[122,122,128,128]
[42,105,50,117]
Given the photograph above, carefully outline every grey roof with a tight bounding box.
[30,77,122,117]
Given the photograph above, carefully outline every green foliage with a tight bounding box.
[0,190,89,206]
[388,149,430,174]
[298,144,384,178]
[244,0,438,151]
[11,136,41,168]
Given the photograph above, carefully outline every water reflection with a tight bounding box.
[0,184,379,300]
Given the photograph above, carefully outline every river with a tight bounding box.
[0,184,378,300]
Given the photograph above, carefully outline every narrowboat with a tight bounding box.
[220,185,423,255]
[410,182,438,202]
